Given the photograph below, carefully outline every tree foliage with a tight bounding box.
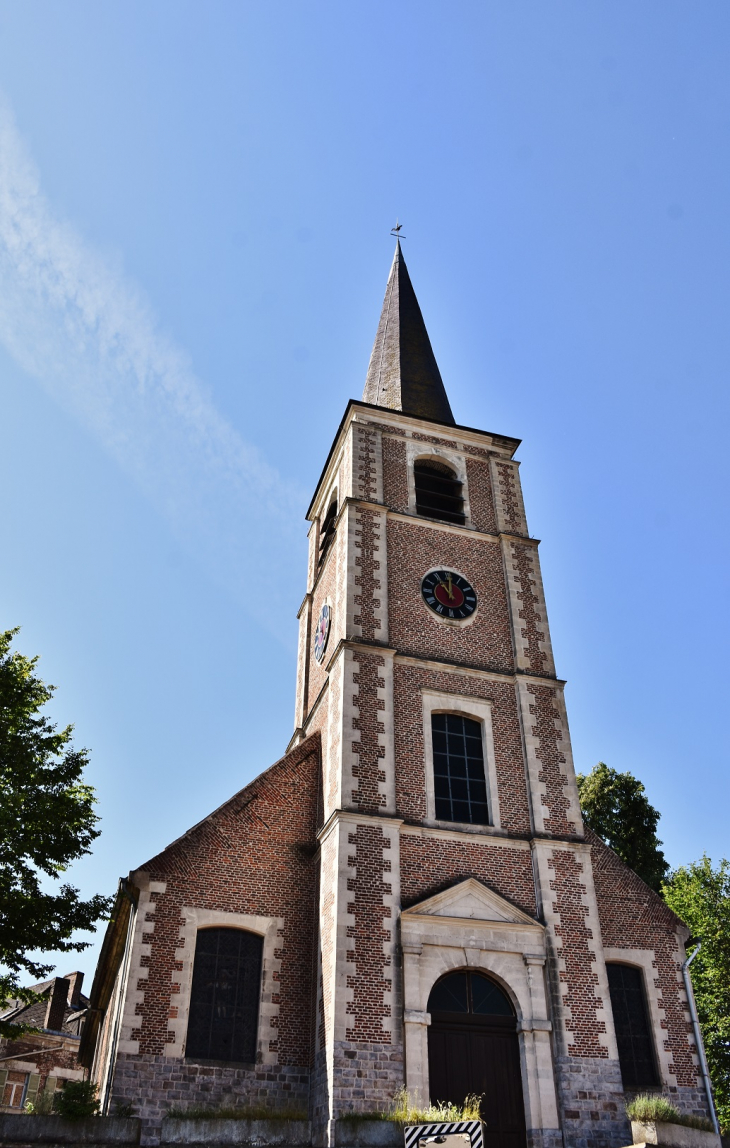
[663,858,730,1132]
[576,761,669,892]
[0,628,110,1036]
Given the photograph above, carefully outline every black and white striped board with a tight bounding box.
[404,1120,485,1148]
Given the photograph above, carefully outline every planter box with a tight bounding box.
[631,1120,721,1148]
[335,1122,402,1148]
[0,1114,140,1145]
[160,1119,311,1146]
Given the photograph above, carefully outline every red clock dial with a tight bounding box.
[421,570,477,620]
[434,580,465,608]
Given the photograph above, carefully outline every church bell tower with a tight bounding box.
[291,242,682,1148]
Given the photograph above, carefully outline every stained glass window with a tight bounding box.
[607,963,659,1087]
[185,928,263,1064]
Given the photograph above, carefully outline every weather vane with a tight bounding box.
[391,219,406,239]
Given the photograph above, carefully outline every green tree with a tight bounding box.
[663,858,730,1132]
[576,762,669,892]
[0,628,110,1037]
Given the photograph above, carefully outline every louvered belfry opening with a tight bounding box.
[318,500,338,567]
[414,460,465,525]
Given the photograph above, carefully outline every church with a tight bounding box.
[80,243,712,1148]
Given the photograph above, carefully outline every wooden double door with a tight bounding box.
[427,971,526,1148]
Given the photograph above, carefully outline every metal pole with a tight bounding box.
[681,944,720,1136]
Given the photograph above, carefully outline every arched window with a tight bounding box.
[428,970,514,1016]
[185,928,262,1064]
[606,963,659,1087]
[432,713,490,825]
[318,500,338,567]
[414,461,465,525]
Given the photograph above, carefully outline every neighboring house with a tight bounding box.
[0,973,87,1112]
[81,244,714,1148]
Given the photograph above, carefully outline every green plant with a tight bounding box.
[53,1080,100,1120]
[0,628,111,1037]
[340,1088,482,1125]
[165,1104,307,1121]
[626,1095,713,1132]
[25,1088,55,1115]
[112,1100,135,1118]
[663,858,730,1133]
[576,763,668,892]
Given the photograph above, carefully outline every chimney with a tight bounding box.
[44,977,70,1032]
[64,971,84,1009]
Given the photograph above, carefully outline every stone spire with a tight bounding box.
[362,241,455,425]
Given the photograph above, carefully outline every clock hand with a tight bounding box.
[438,573,454,600]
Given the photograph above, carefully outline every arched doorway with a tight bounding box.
[427,970,526,1148]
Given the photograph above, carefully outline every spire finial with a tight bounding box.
[391,219,406,240]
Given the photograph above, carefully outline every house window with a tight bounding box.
[606,963,659,1088]
[185,928,263,1064]
[2,1071,29,1108]
[318,500,338,567]
[432,713,490,825]
[414,461,465,525]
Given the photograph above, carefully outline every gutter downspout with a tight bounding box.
[682,944,720,1135]
[100,893,138,1115]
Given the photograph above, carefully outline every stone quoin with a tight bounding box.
[81,242,713,1148]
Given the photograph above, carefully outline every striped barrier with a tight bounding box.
[404,1120,485,1148]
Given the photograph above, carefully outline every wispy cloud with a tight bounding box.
[0,99,305,642]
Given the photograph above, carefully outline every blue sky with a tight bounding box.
[1,1,728,983]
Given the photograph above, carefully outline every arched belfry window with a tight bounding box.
[606,963,659,1088]
[432,713,490,825]
[318,499,338,567]
[414,460,465,525]
[185,928,263,1064]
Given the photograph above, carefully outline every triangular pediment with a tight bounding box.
[401,878,539,927]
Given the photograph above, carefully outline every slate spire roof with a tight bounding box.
[362,241,455,425]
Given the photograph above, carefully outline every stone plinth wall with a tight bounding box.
[555,1056,629,1148]
[111,1053,309,1137]
[0,1113,140,1144]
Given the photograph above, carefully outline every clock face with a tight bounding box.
[421,569,477,620]
[314,603,331,663]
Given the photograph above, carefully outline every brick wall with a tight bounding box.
[528,685,576,837]
[400,834,537,917]
[382,435,409,513]
[111,736,321,1119]
[549,849,608,1059]
[393,664,532,834]
[352,507,387,644]
[491,459,528,536]
[350,652,387,811]
[465,456,498,535]
[345,824,393,1042]
[588,829,706,1113]
[387,521,515,674]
